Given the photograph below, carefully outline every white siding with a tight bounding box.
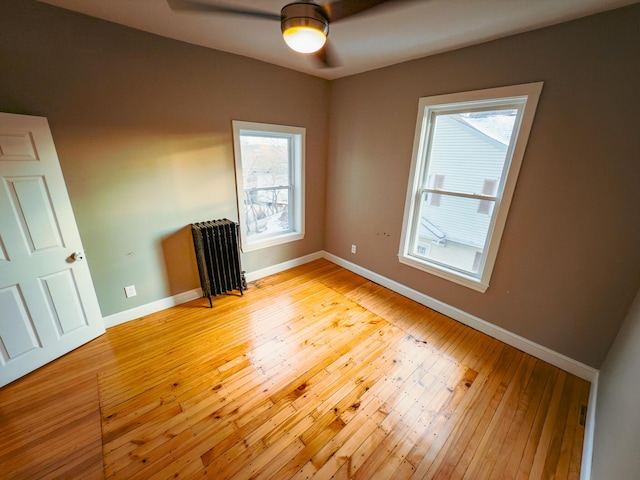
[422,115,507,247]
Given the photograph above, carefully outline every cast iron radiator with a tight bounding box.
[191,218,246,308]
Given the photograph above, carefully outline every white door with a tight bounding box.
[0,112,105,387]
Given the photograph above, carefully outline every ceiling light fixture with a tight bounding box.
[281,2,329,54]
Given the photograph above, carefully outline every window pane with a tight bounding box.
[239,134,292,239]
[240,135,290,189]
[244,187,291,236]
[414,192,496,274]
[425,109,518,196]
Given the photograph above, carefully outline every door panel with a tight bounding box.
[0,237,7,261]
[42,269,89,334]
[0,113,105,387]
[0,130,38,161]
[6,175,64,252]
[0,285,41,360]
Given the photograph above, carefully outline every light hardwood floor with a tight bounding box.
[0,259,589,479]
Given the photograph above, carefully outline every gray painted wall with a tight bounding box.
[592,286,640,478]
[0,1,329,317]
[325,5,640,368]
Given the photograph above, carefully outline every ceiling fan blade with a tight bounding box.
[313,40,341,68]
[321,0,396,22]
[167,0,280,21]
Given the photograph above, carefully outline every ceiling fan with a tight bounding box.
[167,0,400,67]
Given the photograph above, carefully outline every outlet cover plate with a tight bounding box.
[124,285,137,298]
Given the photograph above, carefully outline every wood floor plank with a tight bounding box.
[411,343,518,478]
[541,375,580,479]
[514,368,561,479]
[307,336,463,479]
[526,370,568,479]
[493,360,555,479]
[554,376,585,480]
[567,382,590,480]
[0,259,590,479]
[463,355,539,479]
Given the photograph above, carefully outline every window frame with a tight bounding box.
[398,82,543,292]
[232,121,305,252]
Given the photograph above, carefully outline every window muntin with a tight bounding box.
[232,121,305,252]
[399,83,543,292]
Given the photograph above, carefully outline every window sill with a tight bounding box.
[241,231,304,253]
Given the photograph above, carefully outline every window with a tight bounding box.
[399,83,543,292]
[232,121,305,252]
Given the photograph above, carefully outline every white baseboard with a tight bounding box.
[103,288,202,328]
[244,251,324,282]
[102,251,324,329]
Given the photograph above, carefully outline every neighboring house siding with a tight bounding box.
[420,115,507,250]
[428,115,507,196]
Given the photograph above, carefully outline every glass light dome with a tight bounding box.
[281,2,329,54]
[283,25,327,53]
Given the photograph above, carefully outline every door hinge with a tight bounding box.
[579,404,588,426]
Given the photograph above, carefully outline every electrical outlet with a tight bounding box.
[124,285,137,298]
[351,244,357,254]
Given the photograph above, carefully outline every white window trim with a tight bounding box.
[232,121,305,252]
[398,82,543,292]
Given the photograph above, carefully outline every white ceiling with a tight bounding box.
[37,0,637,80]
